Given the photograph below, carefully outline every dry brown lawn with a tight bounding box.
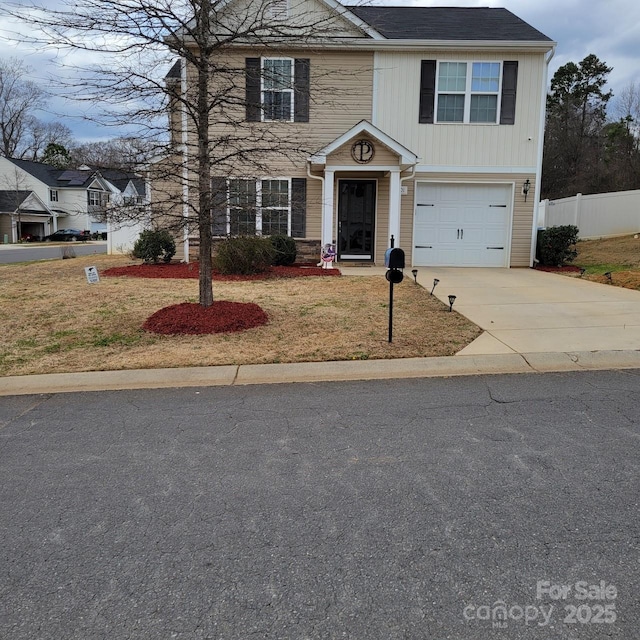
[0,255,482,377]
[577,234,640,268]
[570,235,640,290]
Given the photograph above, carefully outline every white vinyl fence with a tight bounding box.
[538,189,640,239]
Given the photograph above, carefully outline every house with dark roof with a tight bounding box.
[157,0,555,268]
[0,157,148,249]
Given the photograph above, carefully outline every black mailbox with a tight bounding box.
[384,247,405,269]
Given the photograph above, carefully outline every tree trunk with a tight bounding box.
[196,3,213,308]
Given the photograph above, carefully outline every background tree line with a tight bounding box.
[543,53,640,200]
[0,57,151,170]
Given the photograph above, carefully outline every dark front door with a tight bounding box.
[338,180,376,260]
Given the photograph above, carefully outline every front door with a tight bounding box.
[338,180,376,260]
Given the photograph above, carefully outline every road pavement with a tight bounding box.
[0,242,107,264]
[1,371,638,639]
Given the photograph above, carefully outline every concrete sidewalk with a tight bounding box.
[2,350,640,396]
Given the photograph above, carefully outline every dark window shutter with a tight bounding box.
[291,178,306,238]
[294,59,310,123]
[419,60,436,124]
[246,58,261,122]
[211,177,228,236]
[500,61,518,125]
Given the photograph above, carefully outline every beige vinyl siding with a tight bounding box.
[399,178,415,259]
[408,172,535,267]
[327,137,400,167]
[186,48,373,177]
[218,0,368,39]
[305,174,323,239]
[374,51,546,169]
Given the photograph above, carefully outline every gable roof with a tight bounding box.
[6,158,63,187]
[309,120,419,166]
[0,190,33,211]
[346,6,553,42]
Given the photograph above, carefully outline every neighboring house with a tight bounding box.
[0,157,149,251]
[0,190,52,242]
[158,0,555,267]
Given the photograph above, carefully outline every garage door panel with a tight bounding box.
[413,183,512,267]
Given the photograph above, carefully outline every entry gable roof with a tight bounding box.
[309,120,419,166]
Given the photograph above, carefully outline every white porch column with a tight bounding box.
[388,169,401,246]
[322,170,335,247]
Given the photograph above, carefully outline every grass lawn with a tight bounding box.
[572,235,640,289]
[0,255,482,377]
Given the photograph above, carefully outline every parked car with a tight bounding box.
[44,229,91,242]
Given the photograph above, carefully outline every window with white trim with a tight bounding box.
[228,178,291,236]
[436,61,502,123]
[88,190,102,206]
[49,189,58,202]
[262,58,294,122]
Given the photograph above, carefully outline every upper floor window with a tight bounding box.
[437,62,501,124]
[262,58,294,122]
[246,57,310,123]
[419,59,518,126]
[88,190,108,207]
[49,189,58,202]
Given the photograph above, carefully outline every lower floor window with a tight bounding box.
[227,178,291,236]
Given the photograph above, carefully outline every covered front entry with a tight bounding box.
[413,182,512,267]
[337,179,376,260]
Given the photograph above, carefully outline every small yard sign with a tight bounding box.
[84,266,100,284]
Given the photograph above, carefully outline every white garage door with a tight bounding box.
[413,183,512,267]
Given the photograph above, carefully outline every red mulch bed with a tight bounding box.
[143,301,269,335]
[104,262,340,280]
[533,265,582,273]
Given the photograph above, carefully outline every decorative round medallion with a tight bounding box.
[351,139,375,164]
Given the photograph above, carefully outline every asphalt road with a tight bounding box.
[0,242,107,264]
[1,371,639,639]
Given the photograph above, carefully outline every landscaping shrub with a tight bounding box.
[269,234,297,266]
[213,236,275,275]
[132,229,176,264]
[538,225,579,266]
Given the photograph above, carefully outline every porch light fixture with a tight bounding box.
[522,179,531,201]
[431,278,439,295]
[412,269,418,283]
[579,267,586,277]
[448,295,457,312]
[604,271,612,282]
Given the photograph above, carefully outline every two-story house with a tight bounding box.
[0,157,148,250]
[158,0,555,268]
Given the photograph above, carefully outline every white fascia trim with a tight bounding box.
[337,39,557,52]
[321,0,385,40]
[325,165,406,172]
[416,165,537,175]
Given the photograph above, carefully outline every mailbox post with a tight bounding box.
[384,237,405,343]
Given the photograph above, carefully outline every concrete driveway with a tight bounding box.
[415,267,640,354]
[341,265,640,355]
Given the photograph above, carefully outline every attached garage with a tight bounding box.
[413,182,513,267]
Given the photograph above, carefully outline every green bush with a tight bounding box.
[213,236,275,275]
[538,225,579,266]
[269,234,297,266]
[132,229,176,264]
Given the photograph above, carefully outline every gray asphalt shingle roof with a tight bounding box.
[346,6,553,42]
[0,190,32,211]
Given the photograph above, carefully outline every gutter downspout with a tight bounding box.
[530,45,556,267]
[307,161,325,263]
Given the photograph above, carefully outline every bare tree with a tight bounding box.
[25,120,74,162]
[70,137,155,170]
[0,58,47,158]
[1,167,31,241]
[1,0,366,306]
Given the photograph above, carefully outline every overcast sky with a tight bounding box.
[1,0,639,143]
